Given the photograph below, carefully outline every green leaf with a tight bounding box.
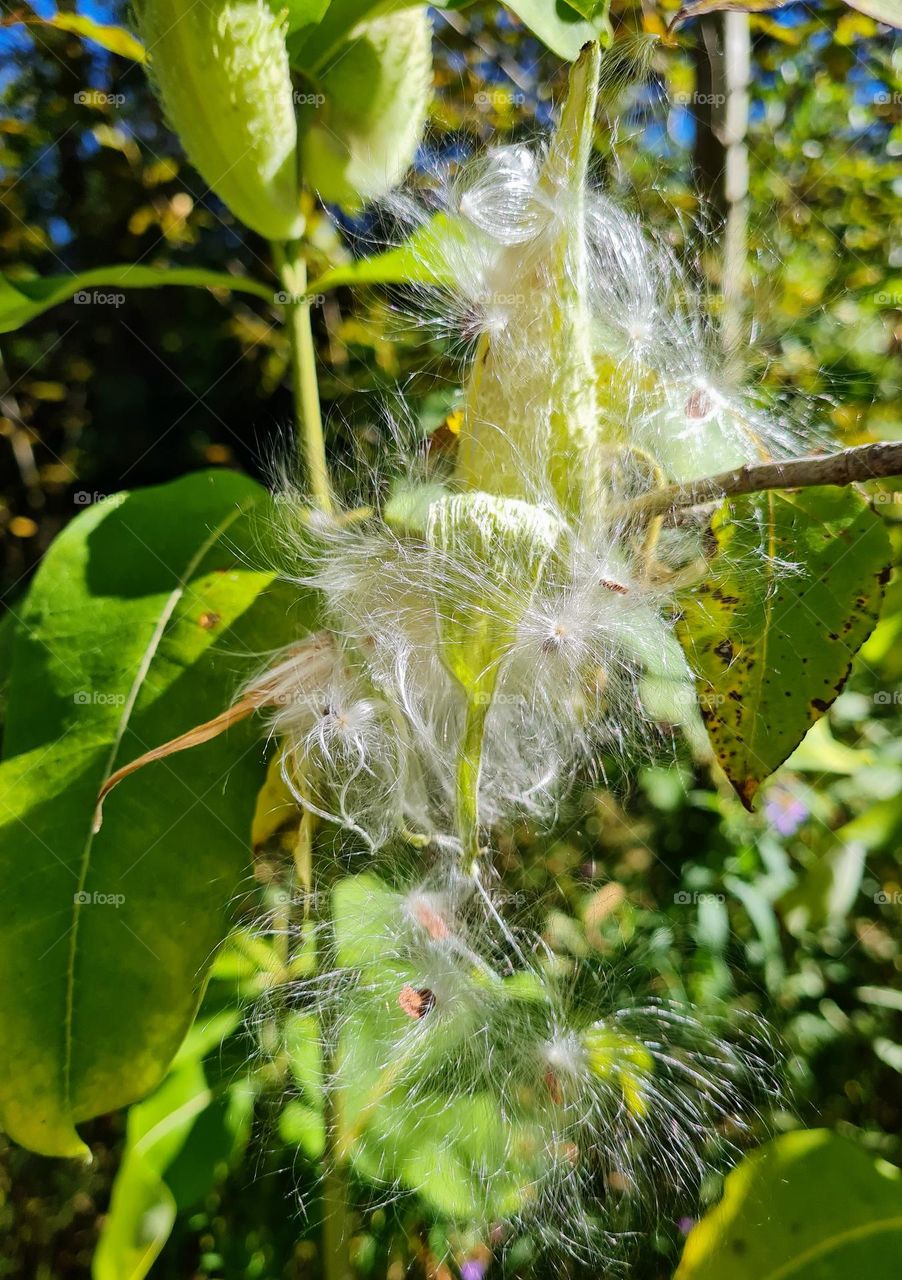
[331,873,402,968]
[0,471,306,1156]
[353,1089,539,1220]
[502,0,610,58]
[283,0,332,37]
[93,1060,209,1280]
[676,487,891,809]
[312,213,465,294]
[0,265,274,334]
[288,0,402,67]
[675,1130,902,1279]
[93,1039,253,1280]
[4,9,147,61]
[779,839,867,936]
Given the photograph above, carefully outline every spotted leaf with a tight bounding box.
[676,486,891,809]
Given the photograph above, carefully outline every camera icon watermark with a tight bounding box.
[873,690,902,705]
[674,890,725,905]
[874,890,902,905]
[73,491,112,506]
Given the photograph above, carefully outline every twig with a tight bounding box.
[620,441,902,521]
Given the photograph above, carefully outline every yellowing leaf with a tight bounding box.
[676,1130,902,1279]
[677,487,890,809]
[2,10,147,60]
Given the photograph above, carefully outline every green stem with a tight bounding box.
[272,251,345,1275]
[323,1099,353,1280]
[456,694,489,875]
[273,238,333,514]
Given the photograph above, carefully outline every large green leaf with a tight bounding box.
[502,0,611,57]
[676,487,890,808]
[676,1129,902,1279]
[93,1011,252,1280]
[0,471,305,1156]
[92,1059,210,1280]
[0,265,274,334]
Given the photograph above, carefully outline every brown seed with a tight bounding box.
[198,611,221,630]
[398,985,436,1019]
[599,578,629,595]
[413,901,450,940]
[686,388,712,419]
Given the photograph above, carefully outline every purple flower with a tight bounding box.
[460,1260,488,1280]
[764,788,808,837]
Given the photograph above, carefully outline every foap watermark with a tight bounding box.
[74,890,126,908]
[293,90,326,107]
[873,690,902,705]
[74,290,125,308]
[475,89,527,108]
[674,891,725,905]
[874,890,902,905]
[274,291,326,307]
[74,689,127,706]
[74,491,113,506]
[74,89,126,108]
[673,91,726,108]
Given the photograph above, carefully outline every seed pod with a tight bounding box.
[299,6,432,209]
[425,492,563,701]
[136,0,303,241]
[454,43,601,515]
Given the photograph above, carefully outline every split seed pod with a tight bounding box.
[136,0,303,241]
[454,43,602,515]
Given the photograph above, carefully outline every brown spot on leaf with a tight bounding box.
[714,638,734,665]
[198,611,221,630]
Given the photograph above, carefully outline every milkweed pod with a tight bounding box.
[455,42,602,515]
[299,6,433,209]
[425,492,564,700]
[136,0,303,241]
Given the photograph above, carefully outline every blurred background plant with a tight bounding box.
[0,0,900,1277]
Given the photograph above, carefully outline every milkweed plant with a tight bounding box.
[1,5,899,1280]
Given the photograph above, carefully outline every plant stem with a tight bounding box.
[620,440,902,522]
[274,237,345,1277]
[273,238,333,514]
[323,1103,353,1280]
[457,695,489,875]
